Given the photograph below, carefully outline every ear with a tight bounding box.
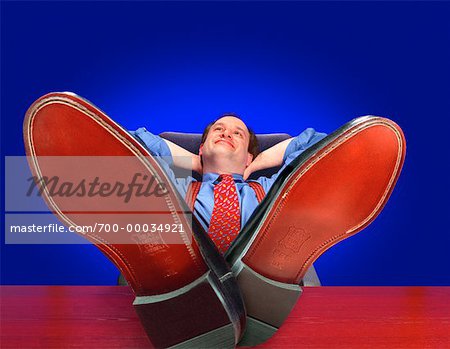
[199,144,203,156]
[245,153,253,167]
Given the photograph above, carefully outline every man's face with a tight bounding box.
[199,116,253,169]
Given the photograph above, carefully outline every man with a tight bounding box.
[25,93,405,347]
[130,114,327,252]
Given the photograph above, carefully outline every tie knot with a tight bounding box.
[218,174,234,184]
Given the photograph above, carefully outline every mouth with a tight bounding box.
[215,139,235,149]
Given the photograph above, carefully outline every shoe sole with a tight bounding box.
[24,92,245,348]
[226,116,406,344]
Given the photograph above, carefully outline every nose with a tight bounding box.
[220,128,231,138]
[221,129,232,138]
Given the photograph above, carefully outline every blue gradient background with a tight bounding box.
[1,1,449,286]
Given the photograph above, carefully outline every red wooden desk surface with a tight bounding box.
[1,286,449,349]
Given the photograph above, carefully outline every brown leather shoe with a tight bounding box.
[24,92,246,348]
[226,116,406,345]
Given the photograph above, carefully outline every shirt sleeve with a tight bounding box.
[129,127,173,165]
[256,128,327,192]
[128,127,192,198]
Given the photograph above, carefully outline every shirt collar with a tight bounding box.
[202,173,244,183]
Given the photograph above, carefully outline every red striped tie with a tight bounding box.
[208,174,241,254]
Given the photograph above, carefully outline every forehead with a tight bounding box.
[212,116,248,132]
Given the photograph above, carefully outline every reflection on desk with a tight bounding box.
[1,286,449,348]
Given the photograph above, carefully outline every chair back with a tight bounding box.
[159,132,292,180]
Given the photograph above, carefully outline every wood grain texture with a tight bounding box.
[1,286,449,349]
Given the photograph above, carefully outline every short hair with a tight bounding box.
[201,113,259,159]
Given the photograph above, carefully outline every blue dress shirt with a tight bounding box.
[130,128,327,231]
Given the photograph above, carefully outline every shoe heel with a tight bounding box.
[134,271,236,348]
[234,262,302,346]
